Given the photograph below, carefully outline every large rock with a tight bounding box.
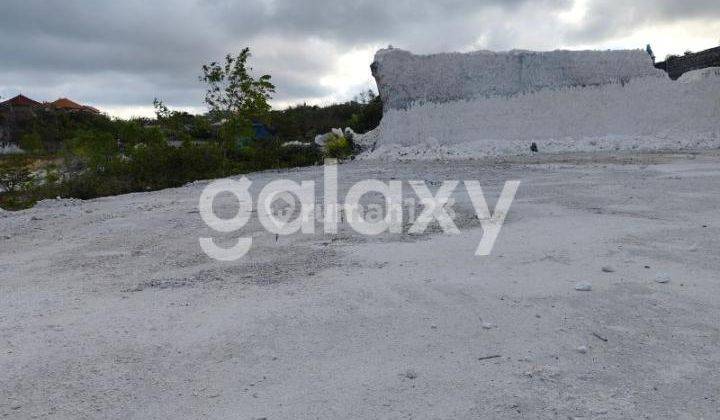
[371,48,666,110]
[360,47,720,160]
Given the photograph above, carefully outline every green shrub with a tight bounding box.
[0,156,42,210]
[325,134,353,159]
[19,131,45,154]
[0,158,33,193]
[64,129,118,172]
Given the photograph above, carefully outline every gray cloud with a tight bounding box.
[570,0,720,43]
[0,0,718,115]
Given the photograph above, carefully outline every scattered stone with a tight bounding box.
[601,265,615,273]
[576,345,588,354]
[574,282,592,291]
[524,364,559,379]
[400,369,418,380]
[655,273,671,284]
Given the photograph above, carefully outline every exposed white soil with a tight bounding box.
[364,67,720,159]
[2,151,720,419]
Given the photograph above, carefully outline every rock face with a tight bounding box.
[361,48,720,160]
[371,48,666,110]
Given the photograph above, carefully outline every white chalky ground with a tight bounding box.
[2,151,720,419]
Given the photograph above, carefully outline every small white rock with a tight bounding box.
[655,273,671,284]
[575,282,592,291]
[576,345,588,354]
[481,322,495,330]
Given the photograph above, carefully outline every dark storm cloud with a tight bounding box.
[0,0,717,114]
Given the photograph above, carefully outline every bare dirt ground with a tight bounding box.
[2,151,720,419]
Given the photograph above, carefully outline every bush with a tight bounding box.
[0,156,43,210]
[270,93,382,143]
[64,129,118,172]
[19,131,45,154]
[0,158,33,193]
[325,134,353,159]
[2,93,373,208]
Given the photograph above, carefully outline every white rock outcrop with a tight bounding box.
[372,48,666,110]
[363,49,720,160]
[0,143,24,155]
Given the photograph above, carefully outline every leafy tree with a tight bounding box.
[153,98,172,121]
[269,91,382,142]
[200,48,275,168]
[200,48,275,120]
[64,129,118,172]
[115,119,147,146]
[19,131,45,154]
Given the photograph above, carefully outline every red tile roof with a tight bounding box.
[49,98,85,110]
[0,95,100,113]
[82,106,100,114]
[0,94,42,108]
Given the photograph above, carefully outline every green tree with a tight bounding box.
[200,48,275,169]
[64,129,118,172]
[200,48,275,119]
[19,131,45,154]
[153,98,172,121]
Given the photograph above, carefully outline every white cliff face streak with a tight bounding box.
[364,48,720,159]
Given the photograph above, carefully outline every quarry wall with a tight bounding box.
[364,48,720,159]
[372,48,666,110]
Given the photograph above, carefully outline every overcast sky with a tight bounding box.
[1,0,718,118]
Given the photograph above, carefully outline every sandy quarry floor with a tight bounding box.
[2,151,720,419]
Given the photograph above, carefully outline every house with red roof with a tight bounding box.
[48,97,100,114]
[0,94,43,109]
[0,95,100,114]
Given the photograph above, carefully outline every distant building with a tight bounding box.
[0,94,102,147]
[0,95,100,114]
[48,97,101,114]
[0,94,42,109]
